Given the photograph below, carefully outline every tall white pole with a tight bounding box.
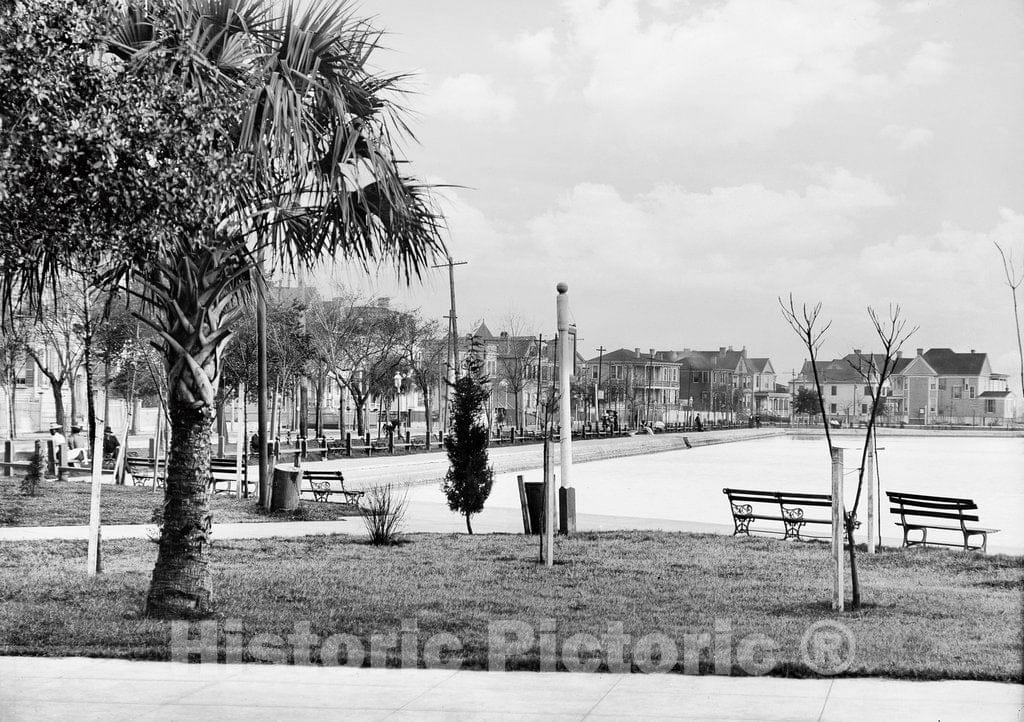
[865,429,876,553]
[87,405,104,575]
[557,284,571,491]
[831,446,845,611]
[556,283,576,534]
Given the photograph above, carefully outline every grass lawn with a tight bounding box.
[0,478,360,526]
[0,531,1019,680]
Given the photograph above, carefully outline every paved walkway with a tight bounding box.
[1,656,1020,721]
[0,502,730,542]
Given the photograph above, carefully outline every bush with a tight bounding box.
[21,444,44,496]
[360,484,408,546]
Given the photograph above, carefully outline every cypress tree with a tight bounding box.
[443,350,494,534]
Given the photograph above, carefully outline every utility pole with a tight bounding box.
[433,257,466,432]
[596,346,606,422]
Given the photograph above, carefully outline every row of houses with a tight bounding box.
[465,321,1017,428]
[791,348,1015,425]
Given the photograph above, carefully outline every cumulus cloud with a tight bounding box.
[419,74,516,125]
[881,124,935,150]
[524,168,894,274]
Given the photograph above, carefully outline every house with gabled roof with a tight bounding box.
[790,350,910,425]
[904,347,1016,424]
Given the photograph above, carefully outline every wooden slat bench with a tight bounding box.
[723,488,837,541]
[125,456,165,488]
[887,491,998,553]
[209,457,247,495]
[301,470,365,505]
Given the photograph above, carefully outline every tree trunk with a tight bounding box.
[8,373,17,439]
[50,380,66,429]
[465,512,473,534]
[354,396,366,436]
[846,514,860,608]
[338,391,345,437]
[314,373,324,437]
[423,385,432,451]
[69,374,79,426]
[145,394,215,618]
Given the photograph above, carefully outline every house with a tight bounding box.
[898,348,1016,424]
[790,350,910,424]
[673,347,753,417]
[587,348,680,425]
[747,358,791,419]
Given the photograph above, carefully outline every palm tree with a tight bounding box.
[2,0,443,617]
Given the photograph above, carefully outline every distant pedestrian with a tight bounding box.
[103,426,120,464]
[694,414,703,432]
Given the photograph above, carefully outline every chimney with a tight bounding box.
[719,347,726,354]
[970,349,976,354]
[916,348,923,357]
[634,348,641,358]
[500,331,508,338]
[649,348,655,357]
[853,349,861,355]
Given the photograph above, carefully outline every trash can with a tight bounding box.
[270,465,302,511]
[524,481,545,534]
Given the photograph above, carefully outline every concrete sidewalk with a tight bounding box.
[0,502,731,542]
[1,656,1020,721]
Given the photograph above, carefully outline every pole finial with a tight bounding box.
[556,282,568,294]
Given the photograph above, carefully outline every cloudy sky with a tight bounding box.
[332,0,1024,387]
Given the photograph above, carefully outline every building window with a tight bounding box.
[968,386,975,399]
[985,399,996,413]
[830,403,837,414]
[861,404,868,414]
[830,386,837,396]
[952,386,961,399]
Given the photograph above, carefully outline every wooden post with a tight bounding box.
[236,384,245,499]
[57,443,67,480]
[540,440,555,567]
[148,437,157,459]
[345,431,352,457]
[831,446,844,612]
[517,475,531,534]
[865,430,876,554]
[86,412,104,575]
[3,439,12,477]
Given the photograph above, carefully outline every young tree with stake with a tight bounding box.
[443,348,494,534]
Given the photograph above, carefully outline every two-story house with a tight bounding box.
[587,348,679,425]
[896,348,1015,424]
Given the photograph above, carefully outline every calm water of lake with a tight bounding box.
[476,435,1024,552]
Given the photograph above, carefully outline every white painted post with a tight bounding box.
[865,430,876,554]
[236,383,245,499]
[87,411,104,575]
[831,446,844,611]
[556,282,576,534]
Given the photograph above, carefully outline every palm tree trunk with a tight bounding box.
[146,392,215,618]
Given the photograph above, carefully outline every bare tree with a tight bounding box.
[0,316,27,437]
[399,312,446,449]
[779,295,834,452]
[306,291,366,436]
[25,281,87,430]
[844,306,917,608]
[496,314,536,431]
[994,241,1024,401]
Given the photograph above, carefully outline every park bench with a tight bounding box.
[301,469,365,505]
[209,457,247,495]
[886,491,998,553]
[125,455,166,488]
[722,488,837,541]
